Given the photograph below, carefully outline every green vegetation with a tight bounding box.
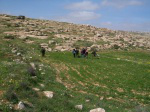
[0,14,150,112]
[0,33,150,111]
[73,40,93,48]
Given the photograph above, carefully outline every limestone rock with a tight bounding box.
[32,88,40,91]
[43,91,54,98]
[30,62,36,70]
[47,48,52,52]
[40,84,45,88]
[19,35,27,39]
[75,104,83,110]
[11,48,17,53]
[18,101,25,110]
[17,53,21,56]
[90,108,105,112]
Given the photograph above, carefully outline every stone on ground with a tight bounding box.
[90,108,105,112]
[43,91,54,98]
[18,101,25,110]
[75,104,83,110]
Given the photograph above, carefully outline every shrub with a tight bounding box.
[4,35,15,39]
[5,86,18,103]
[18,82,30,90]
[114,44,120,49]
[73,40,93,48]
[28,66,36,76]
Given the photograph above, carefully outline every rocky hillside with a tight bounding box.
[1,14,150,52]
[0,14,150,112]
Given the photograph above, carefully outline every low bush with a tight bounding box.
[4,86,18,103]
[27,66,36,76]
[4,35,15,39]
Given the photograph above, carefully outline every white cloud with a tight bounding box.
[66,1,99,11]
[57,11,100,23]
[101,0,143,8]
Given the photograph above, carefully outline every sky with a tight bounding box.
[0,0,150,32]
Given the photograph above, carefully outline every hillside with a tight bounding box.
[0,14,150,112]
[0,14,150,51]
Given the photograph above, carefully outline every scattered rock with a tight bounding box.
[47,48,52,52]
[100,96,104,100]
[39,84,45,88]
[23,101,34,108]
[30,62,36,70]
[19,35,27,39]
[75,104,83,110]
[41,72,45,75]
[32,88,40,91]
[117,88,124,93]
[11,48,17,53]
[18,101,25,110]
[43,91,54,98]
[17,53,21,56]
[49,40,55,44]
[86,99,90,102]
[90,108,105,112]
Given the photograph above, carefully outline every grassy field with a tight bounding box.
[0,22,149,111]
[0,15,150,112]
[0,35,150,111]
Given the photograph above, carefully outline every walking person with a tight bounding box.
[72,49,76,58]
[41,47,46,57]
[85,49,88,58]
[76,49,80,58]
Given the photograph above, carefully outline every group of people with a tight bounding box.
[72,48,98,58]
[72,48,88,58]
[40,47,98,58]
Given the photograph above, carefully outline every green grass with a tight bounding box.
[0,16,150,112]
[0,36,150,111]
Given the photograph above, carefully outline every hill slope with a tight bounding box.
[0,14,150,51]
[0,14,150,112]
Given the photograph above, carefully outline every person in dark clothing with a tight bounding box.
[41,47,46,57]
[72,49,76,58]
[81,48,86,57]
[76,49,79,58]
[92,51,97,57]
[85,49,88,58]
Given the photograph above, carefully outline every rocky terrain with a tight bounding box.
[1,14,150,52]
[0,14,150,112]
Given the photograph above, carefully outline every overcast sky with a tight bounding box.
[0,0,150,32]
